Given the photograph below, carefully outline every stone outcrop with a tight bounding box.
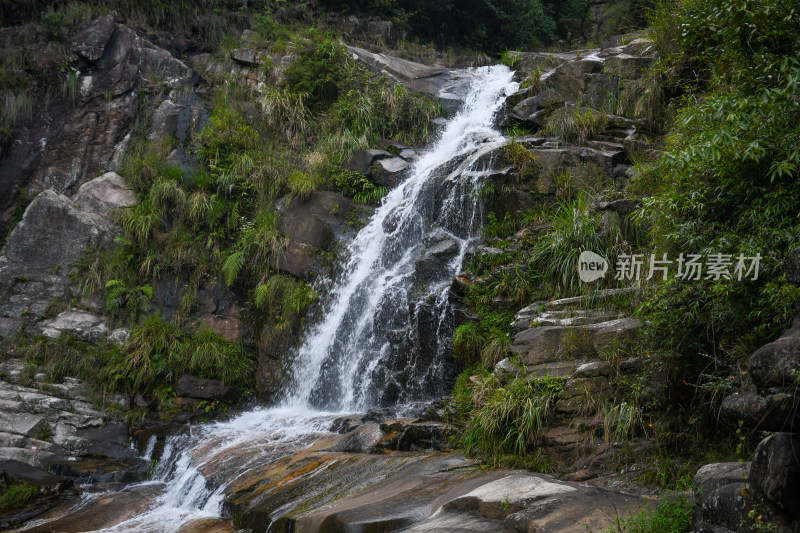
[0,14,198,212]
[694,257,800,532]
[275,191,366,279]
[0,358,149,530]
[721,323,800,432]
[0,172,135,338]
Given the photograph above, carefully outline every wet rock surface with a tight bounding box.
[220,422,652,533]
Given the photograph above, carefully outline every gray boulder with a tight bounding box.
[71,13,116,63]
[749,325,800,391]
[38,310,107,343]
[0,172,136,338]
[343,149,394,175]
[694,462,750,493]
[174,375,232,401]
[749,433,800,523]
[371,157,409,188]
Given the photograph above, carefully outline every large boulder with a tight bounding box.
[346,46,457,96]
[748,325,800,391]
[749,433,800,523]
[71,13,116,63]
[694,462,750,493]
[276,191,362,279]
[721,391,800,433]
[38,310,107,343]
[0,174,135,337]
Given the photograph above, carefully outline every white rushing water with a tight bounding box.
[30,65,518,533]
[282,64,519,411]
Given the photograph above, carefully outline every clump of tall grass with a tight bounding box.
[456,371,564,466]
[543,105,608,144]
[123,315,253,390]
[529,194,622,295]
[260,87,310,147]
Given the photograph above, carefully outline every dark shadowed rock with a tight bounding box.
[174,375,231,401]
[749,325,800,391]
[721,391,800,432]
[693,482,790,533]
[749,433,800,522]
[0,459,71,493]
[256,354,282,395]
[71,13,116,63]
[786,248,800,286]
[278,192,356,251]
[343,149,394,175]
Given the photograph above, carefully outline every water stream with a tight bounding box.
[25,64,519,533]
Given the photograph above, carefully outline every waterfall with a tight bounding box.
[282,64,519,411]
[53,65,518,533]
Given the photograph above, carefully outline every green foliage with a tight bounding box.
[500,50,521,68]
[32,422,53,442]
[603,401,643,444]
[105,280,153,324]
[122,315,253,390]
[253,13,290,42]
[631,0,800,444]
[452,323,485,364]
[0,482,39,511]
[454,370,563,467]
[542,105,608,145]
[332,167,389,205]
[253,275,316,337]
[285,38,346,111]
[501,139,538,179]
[529,194,623,294]
[18,335,125,398]
[604,490,693,533]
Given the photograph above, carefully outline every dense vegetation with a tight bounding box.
[447,0,800,491]
[319,0,648,51]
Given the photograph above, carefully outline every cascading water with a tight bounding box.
[28,65,518,533]
[282,64,519,411]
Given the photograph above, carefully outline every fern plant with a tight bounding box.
[105,280,154,324]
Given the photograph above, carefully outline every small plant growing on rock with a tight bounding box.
[105,280,154,325]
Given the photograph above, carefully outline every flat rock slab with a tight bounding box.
[38,309,107,343]
[220,427,653,533]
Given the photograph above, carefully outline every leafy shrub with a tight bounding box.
[285,38,345,110]
[253,13,290,41]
